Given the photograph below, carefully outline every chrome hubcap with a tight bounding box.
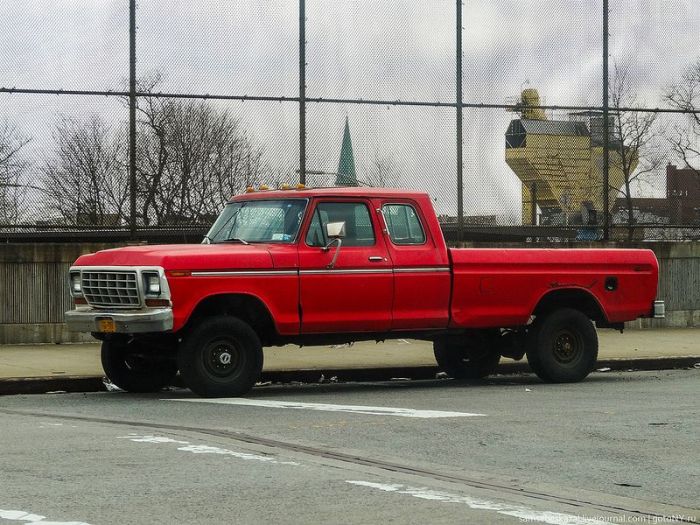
[205,341,241,377]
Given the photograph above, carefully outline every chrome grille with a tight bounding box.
[82,271,140,308]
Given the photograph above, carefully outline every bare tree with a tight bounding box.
[609,63,663,240]
[0,119,30,224]
[665,59,700,177]
[364,150,401,187]
[133,73,265,226]
[265,167,297,189]
[42,116,129,226]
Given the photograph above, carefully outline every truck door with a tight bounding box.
[379,200,451,329]
[298,199,393,333]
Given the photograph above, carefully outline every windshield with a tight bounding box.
[205,199,308,244]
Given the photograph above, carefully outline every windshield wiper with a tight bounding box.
[207,204,245,243]
[219,237,249,245]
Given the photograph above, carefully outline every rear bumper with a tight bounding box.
[653,300,665,319]
[65,307,173,333]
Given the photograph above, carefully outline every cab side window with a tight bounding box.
[306,202,376,247]
[383,204,426,245]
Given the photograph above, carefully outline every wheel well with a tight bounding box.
[533,289,606,323]
[185,294,277,345]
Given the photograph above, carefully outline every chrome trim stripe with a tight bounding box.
[191,270,298,277]
[190,267,450,277]
[71,265,166,273]
[300,269,393,275]
[394,267,451,273]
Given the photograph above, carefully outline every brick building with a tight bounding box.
[667,164,700,224]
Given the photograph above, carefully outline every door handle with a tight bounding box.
[368,256,384,262]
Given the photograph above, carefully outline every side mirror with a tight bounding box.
[322,221,346,269]
[326,221,346,239]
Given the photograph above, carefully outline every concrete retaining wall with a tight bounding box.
[0,243,126,344]
[627,242,700,328]
[1,241,698,344]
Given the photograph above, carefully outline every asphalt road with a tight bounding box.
[1,370,698,525]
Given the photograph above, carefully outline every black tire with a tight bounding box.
[178,316,263,398]
[101,339,177,393]
[434,333,501,379]
[526,308,598,383]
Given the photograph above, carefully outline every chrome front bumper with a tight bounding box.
[65,307,173,333]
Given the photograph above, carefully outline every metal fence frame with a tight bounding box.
[1,1,699,243]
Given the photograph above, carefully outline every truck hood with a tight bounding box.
[73,243,276,271]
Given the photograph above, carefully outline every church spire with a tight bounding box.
[336,117,357,187]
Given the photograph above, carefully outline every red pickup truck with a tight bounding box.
[66,187,664,397]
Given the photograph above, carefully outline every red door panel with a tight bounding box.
[298,199,393,333]
[378,198,451,330]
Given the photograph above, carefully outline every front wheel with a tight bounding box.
[434,332,501,379]
[526,308,598,383]
[101,339,177,393]
[178,316,263,398]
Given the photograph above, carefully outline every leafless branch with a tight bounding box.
[665,59,700,177]
[40,116,129,226]
[0,119,31,223]
[609,62,662,240]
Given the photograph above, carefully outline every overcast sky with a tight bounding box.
[1,0,699,220]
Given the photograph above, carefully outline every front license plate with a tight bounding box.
[97,319,116,333]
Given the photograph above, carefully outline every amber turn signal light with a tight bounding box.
[145,299,171,308]
[168,271,191,277]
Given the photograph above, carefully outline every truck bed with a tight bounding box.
[448,248,659,328]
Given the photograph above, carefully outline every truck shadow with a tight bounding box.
[158,370,661,399]
[248,372,658,398]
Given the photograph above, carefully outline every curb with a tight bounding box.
[1,356,698,396]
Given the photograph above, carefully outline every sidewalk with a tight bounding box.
[1,328,699,395]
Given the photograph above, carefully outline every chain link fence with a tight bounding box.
[1,1,699,242]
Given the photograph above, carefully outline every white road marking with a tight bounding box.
[347,481,615,525]
[0,509,91,524]
[118,435,189,445]
[177,444,299,465]
[164,398,485,418]
[118,434,299,465]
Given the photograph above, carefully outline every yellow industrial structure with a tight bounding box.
[505,89,635,225]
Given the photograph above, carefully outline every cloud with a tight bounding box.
[1,0,699,221]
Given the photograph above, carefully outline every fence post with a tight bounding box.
[129,0,137,238]
[456,0,463,242]
[299,0,306,185]
[602,0,610,241]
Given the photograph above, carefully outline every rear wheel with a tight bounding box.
[101,339,177,393]
[178,315,263,398]
[526,308,598,383]
[434,332,501,379]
